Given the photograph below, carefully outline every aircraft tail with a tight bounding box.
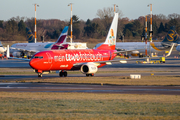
[51,26,69,49]
[26,27,35,43]
[96,13,118,50]
[162,26,180,44]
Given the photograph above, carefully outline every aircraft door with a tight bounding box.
[45,52,52,70]
[46,52,52,63]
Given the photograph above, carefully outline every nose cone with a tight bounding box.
[29,51,53,70]
[29,58,42,70]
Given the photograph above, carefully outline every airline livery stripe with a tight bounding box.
[150,43,161,51]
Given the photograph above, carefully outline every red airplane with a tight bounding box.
[29,13,126,77]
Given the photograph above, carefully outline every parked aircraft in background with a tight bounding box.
[174,32,180,52]
[26,27,35,43]
[29,13,150,77]
[95,26,179,57]
[10,26,87,58]
[0,41,6,54]
[115,26,180,57]
[176,45,180,52]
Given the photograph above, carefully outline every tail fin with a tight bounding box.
[26,27,35,43]
[96,13,118,50]
[162,26,180,44]
[51,26,69,49]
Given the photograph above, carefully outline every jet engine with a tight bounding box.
[80,63,98,74]
[131,51,140,56]
[12,52,21,57]
[176,45,180,52]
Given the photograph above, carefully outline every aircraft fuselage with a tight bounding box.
[29,49,117,72]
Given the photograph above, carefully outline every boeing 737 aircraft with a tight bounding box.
[10,13,170,77]
[115,26,180,57]
[29,13,119,77]
[28,13,152,77]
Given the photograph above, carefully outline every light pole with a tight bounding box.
[34,4,39,43]
[148,4,153,57]
[113,4,118,13]
[68,3,73,48]
[145,15,148,56]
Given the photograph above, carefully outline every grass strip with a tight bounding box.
[0,92,179,120]
[10,76,180,86]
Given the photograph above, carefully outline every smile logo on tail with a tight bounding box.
[167,30,178,42]
[108,29,115,46]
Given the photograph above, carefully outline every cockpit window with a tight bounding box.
[33,56,43,59]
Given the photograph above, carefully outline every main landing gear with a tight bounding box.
[59,71,67,77]
[86,73,94,77]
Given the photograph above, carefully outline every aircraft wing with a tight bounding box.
[8,57,31,61]
[73,57,151,67]
[10,47,38,53]
[114,49,145,54]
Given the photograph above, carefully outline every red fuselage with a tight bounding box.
[29,49,117,72]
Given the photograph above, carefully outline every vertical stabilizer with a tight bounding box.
[26,27,35,43]
[162,26,180,44]
[51,26,69,49]
[96,13,118,50]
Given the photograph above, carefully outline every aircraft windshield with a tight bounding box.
[33,56,43,59]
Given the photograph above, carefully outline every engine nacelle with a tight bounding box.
[12,52,21,57]
[176,45,180,52]
[131,51,139,56]
[80,63,98,74]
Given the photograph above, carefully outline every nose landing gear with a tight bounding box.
[38,73,42,77]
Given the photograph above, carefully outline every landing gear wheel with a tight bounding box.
[90,73,94,76]
[59,71,68,77]
[38,73,42,77]
[64,71,67,77]
[86,74,94,77]
[59,72,63,77]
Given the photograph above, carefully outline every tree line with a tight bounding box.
[0,7,180,43]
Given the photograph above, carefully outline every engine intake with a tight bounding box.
[12,52,21,57]
[80,64,98,74]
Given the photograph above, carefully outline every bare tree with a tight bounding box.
[168,13,180,19]
[96,7,123,19]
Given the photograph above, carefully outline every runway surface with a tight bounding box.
[0,71,180,80]
[0,57,180,68]
[0,83,179,95]
[0,56,180,79]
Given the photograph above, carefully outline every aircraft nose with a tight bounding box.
[29,58,38,70]
[29,52,52,70]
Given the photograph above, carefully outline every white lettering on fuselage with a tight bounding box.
[54,52,104,62]
[60,65,68,67]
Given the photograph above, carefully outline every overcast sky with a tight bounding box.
[0,0,179,21]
